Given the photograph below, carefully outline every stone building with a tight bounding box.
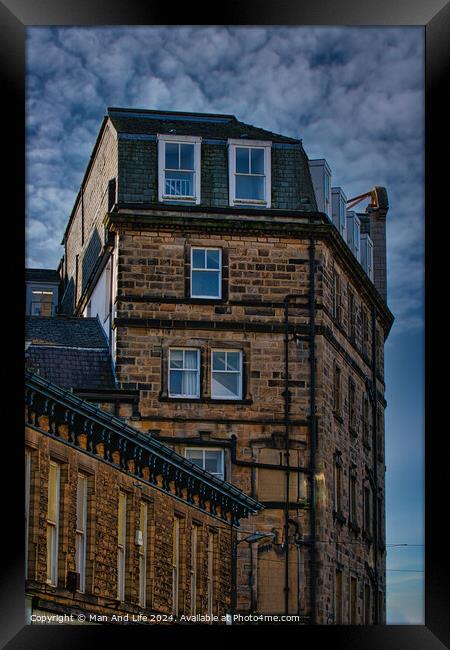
[54,107,394,624]
[25,348,261,624]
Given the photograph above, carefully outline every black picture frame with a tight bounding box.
[2,0,448,647]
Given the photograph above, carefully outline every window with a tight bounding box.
[31,289,54,316]
[25,449,31,579]
[348,378,356,433]
[138,501,148,608]
[348,289,356,340]
[228,139,271,207]
[324,170,331,215]
[335,569,343,624]
[211,349,242,400]
[333,364,342,415]
[169,348,200,398]
[332,272,342,323]
[207,532,215,617]
[117,491,127,601]
[363,485,372,537]
[190,247,222,299]
[158,135,201,203]
[339,197,346,239]
[350,576,358,624]
[172,518,180,616]
[46,461,60,586]
[333,454,342,513]
[362,307,369,356]
[185,448,224,480]
[364,583,371,624]
[75,474,88,592]
[190,525,199,615]
[377,496,384,546]
[349,467,357,526]
[376,407,384,459]
[362,395,370,447]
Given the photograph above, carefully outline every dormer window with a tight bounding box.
[228,139,271,207]
[157,134,201,204]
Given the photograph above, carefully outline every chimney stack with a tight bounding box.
[365,186,388,301]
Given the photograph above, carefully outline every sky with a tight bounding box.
[25,26,425,624]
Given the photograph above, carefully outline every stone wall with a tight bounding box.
[25,424,232,623]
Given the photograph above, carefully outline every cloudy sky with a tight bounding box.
[25,26,424,623]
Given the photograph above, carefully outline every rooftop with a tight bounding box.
[107,106,300,144]
[25,268,60,284]
[25,316,116,391]
[25,370,263,524]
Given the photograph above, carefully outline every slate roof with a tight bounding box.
[25,316,109,348]
[25,268,60,283]
[108,107,300,144]
[25,316,116,390]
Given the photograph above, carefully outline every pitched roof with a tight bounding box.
[108,107,300,144]
[26,347,116,391]
[26,370,263,522]
[25,268,60,284]
[25,316,116,390]
[25,316,109,348]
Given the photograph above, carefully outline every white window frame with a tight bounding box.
[30,288,55,316]
[117,491,127,601]
[25,449,31,579]
[168,348,201,399]
[228,139,271,208]
[138,500,148,608]
[184,448,225,481]
[211,349,243,400]
[190,247,222,299]
[172,517,180,616]
[157,134,201,204]
[75,474,88,593]
[46,461,60,586]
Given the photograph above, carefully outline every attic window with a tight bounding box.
[157,134,201,204]
[228,139,271,208]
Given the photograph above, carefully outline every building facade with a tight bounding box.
[25,370,261,624]
[56,107,394,624]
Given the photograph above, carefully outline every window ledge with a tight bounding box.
[159,395,252,405]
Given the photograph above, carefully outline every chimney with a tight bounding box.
[365,186,388,301]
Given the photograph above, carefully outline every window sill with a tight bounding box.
[159,395,252,405]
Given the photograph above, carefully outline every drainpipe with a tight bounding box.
[308,236,317,625]
[371,306,379,623]
[284,296,291,616]
[283,292,309,617]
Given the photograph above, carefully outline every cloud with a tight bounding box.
[26,26,424,336]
